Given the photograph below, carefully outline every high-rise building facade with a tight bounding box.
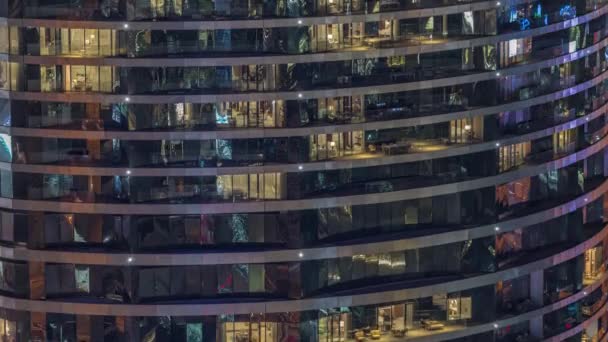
[1,0,608,341]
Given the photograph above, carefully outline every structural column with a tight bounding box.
[529,269,544,339]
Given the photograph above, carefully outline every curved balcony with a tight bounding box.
[1,176,605,265]
[2,97,606,177]
[0,129,602,214]
[4,53,608,109]
[2,5,605,67]
[542,298,608,341]
[0,222,603,317]
[3,0,594,29]
[3,32,607,142]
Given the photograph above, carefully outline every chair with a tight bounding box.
[370,330,381,340]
